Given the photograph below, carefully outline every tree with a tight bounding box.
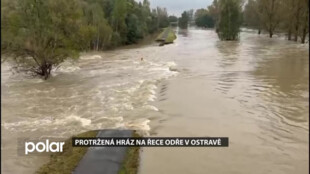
[217,0,242,40]
[257,0,282,38]
[1,0,88,79]
[195,9,215,28]
[243,0,262,34]
[178,11,189,29]
[168,15,178,23]
[126,14,143,43]
[82,2,112,50]
[111,0,128,45]
[1,0,172,79]
[147,9,160,33]
[299,0,309,43]
[187,9,195,23]
[157,7,169,28]
[208,0,220,28]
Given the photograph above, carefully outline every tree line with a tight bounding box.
[243,0,309,43]
[179,0,308,43]
[1,0,170,79]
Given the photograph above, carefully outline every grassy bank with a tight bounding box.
[156,28,177,45]
[118,131,141,174]
[36,130,141,174]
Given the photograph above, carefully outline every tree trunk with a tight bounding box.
[288,29,292,40]
[301,27,307,43]
[96,26,100,51]
[294,1,301,42]
[294,24,299,41]
[301,2,309,44]
[269,28,273,38]
[39,62,52,80]
[269,0,275,38]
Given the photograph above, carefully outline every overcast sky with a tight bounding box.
[137,0,214,17]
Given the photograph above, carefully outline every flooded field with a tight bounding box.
[1,28,309,174]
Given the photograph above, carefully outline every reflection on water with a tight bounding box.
[216,40,240,67]
[253,50,309,125]
[177,29,189,37]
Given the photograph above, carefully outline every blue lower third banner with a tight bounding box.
[72,137,229,147]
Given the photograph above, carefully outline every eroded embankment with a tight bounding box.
[155,28,177,46]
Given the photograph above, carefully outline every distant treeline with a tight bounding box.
[177,0,309,43]
[243,0,309,43]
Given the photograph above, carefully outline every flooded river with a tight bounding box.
[1,28,309,174]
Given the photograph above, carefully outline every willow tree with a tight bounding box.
[217,0,242,40]
[1,0,88,79]
[178,11,189,29]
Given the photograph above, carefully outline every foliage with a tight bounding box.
[243,0,260,29]
[1,0,170,79]
[207,0,220,27]
[168,16,178,23]
[157,7,170,28]
[217,0,242,40]
[178,11,189,29]
[243,0,309,43]
[1,0,87,79]
[195,9,215,28]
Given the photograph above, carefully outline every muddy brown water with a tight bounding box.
[1,28,309,174]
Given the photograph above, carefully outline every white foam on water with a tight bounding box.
[166,61,177,67]
[26,88,56,94]
[147,94,157,102]
[2,118,53,131]
[54,115,91,127]
[144,105,159,111]
[55,66,80,73]
[149,89,156,95]
[147,84,157,90]
[2,114,93,131]
[80,54,102,60]
[124,119,151,132]
[123,103,134,110]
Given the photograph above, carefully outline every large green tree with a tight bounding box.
[195,9,215,28]
[1,0,171,79]
[1,0,88,79]
[178,11,189,29]
[217,0,242,40]
[257,0,282,38]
